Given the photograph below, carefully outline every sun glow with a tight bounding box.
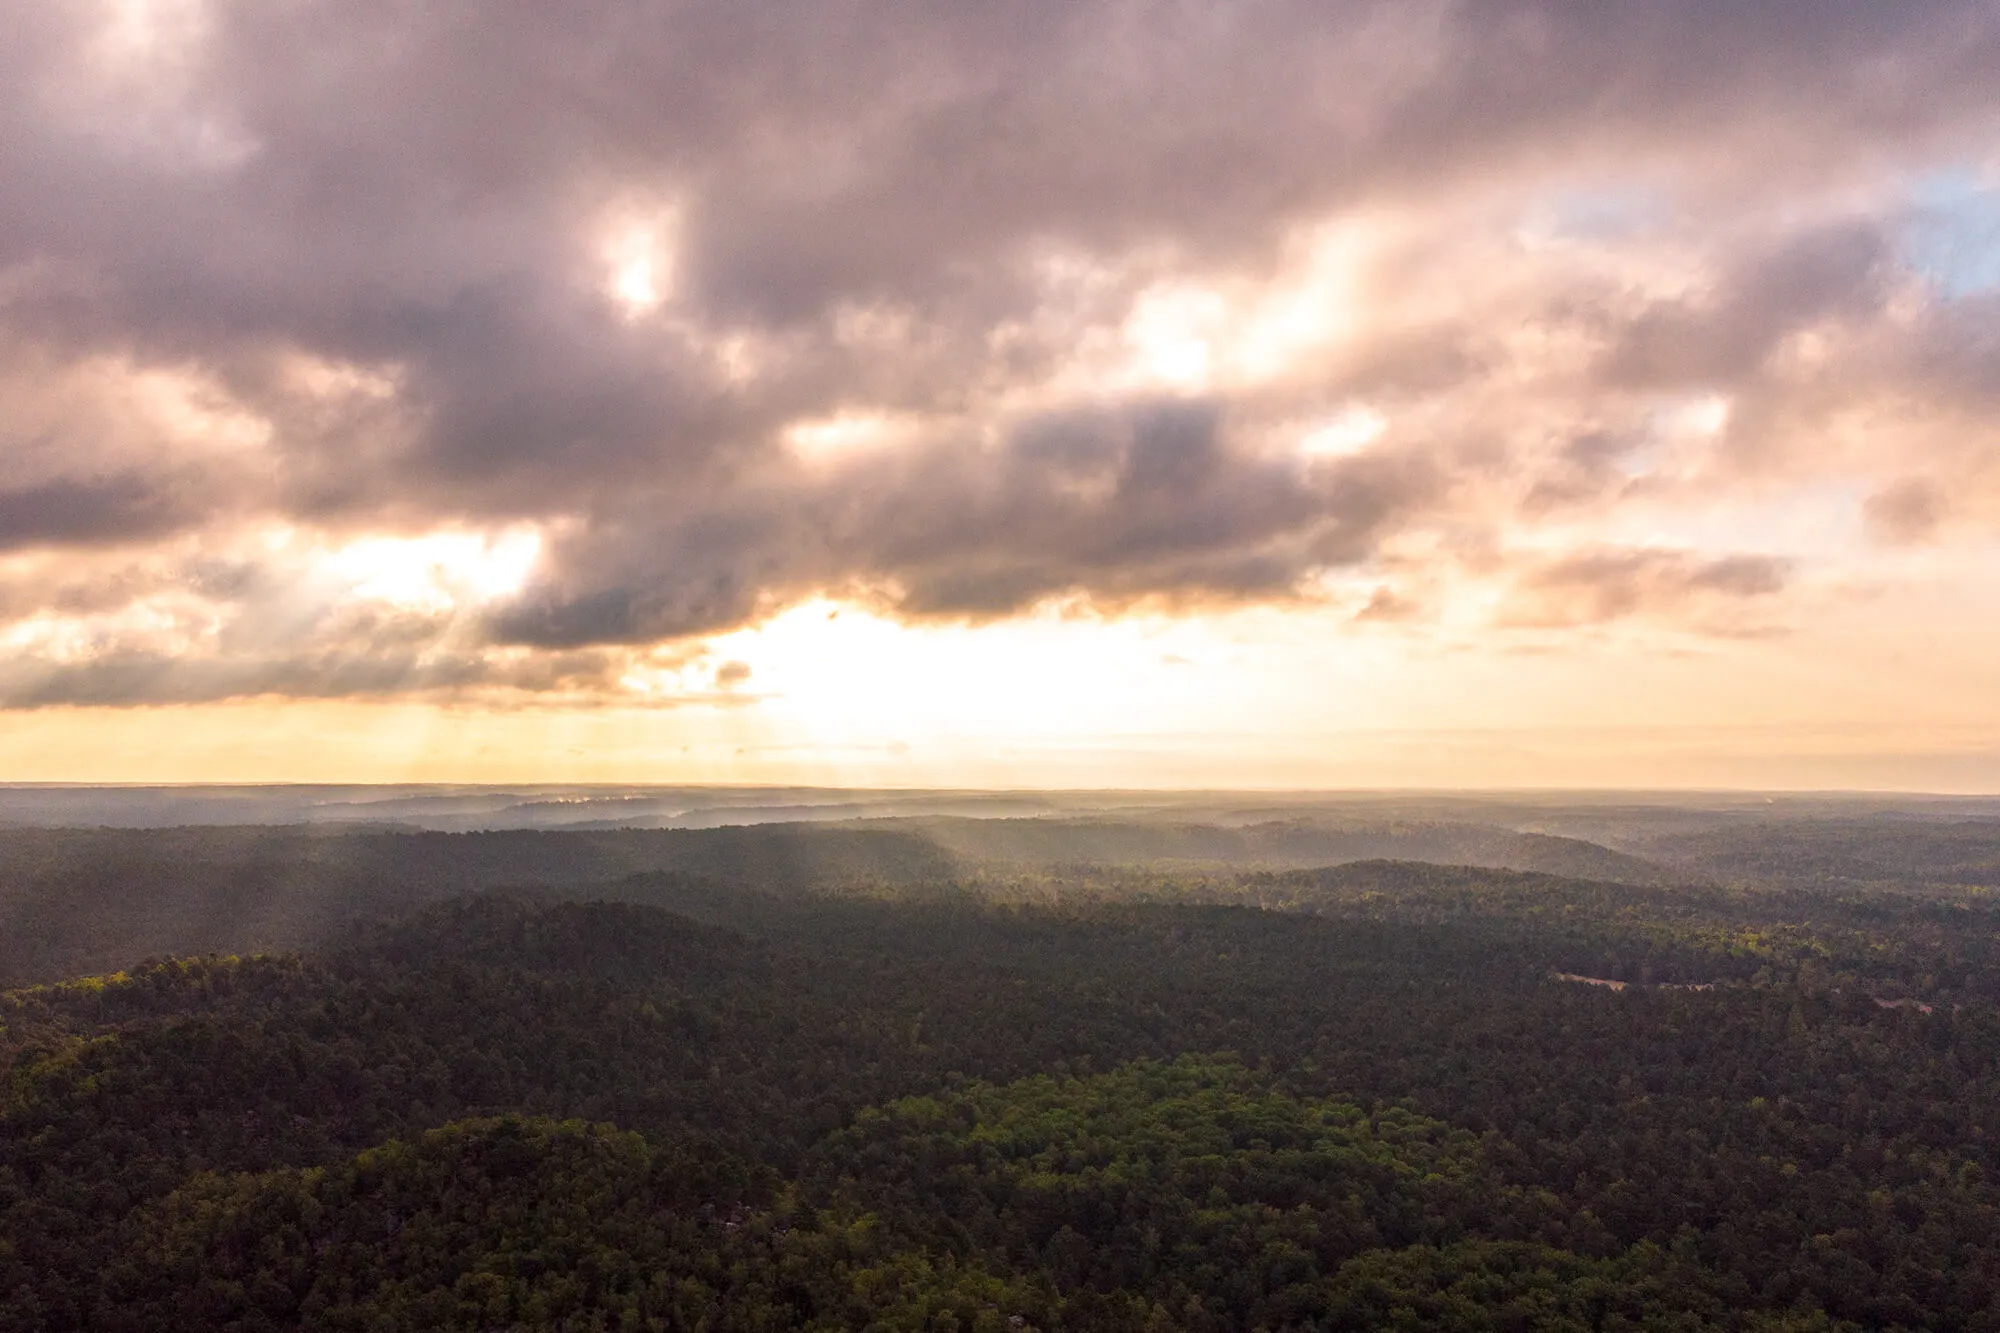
[325,530,543,613]
[1298,404,1387,458]
[600,206,681,316]
[612,252,662,312]
[1112,220,1375,393]
[696,598,1307,763]
[0,596,218,663]
[783,411,928,461]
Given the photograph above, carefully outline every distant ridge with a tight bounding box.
[879,815,1678,885]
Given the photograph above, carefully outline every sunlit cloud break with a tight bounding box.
[1,0,1999,784]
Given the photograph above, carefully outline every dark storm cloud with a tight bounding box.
[1,0,1998,701]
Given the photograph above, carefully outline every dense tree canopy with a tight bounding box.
[5,820,2000,1328]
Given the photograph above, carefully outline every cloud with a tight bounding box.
[1499,547,1792,631]
[1353,587,1422,623]
[0,635,739,710]
[1865,478,1949,544]
[1601,224,1895,392]
[485,398,1447,644]
[0,472,210,551]
[0,0,1997,704]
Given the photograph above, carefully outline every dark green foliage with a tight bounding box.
[0,824,950,986]
[1633,818,2000,893]
[6,835,2000,1329]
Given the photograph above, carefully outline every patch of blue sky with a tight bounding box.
[1903,168,2000,300]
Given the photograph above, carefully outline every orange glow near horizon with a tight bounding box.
[4,581,2000,791]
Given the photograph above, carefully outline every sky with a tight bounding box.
[2,0,1999,789]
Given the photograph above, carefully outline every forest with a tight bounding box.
[4,802,2000,1329]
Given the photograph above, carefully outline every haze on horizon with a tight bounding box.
[3,0,1999,789]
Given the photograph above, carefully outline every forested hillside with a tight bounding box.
[5,837,2000,1329]
[12,809,2000,988]
[0,825,951,985]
